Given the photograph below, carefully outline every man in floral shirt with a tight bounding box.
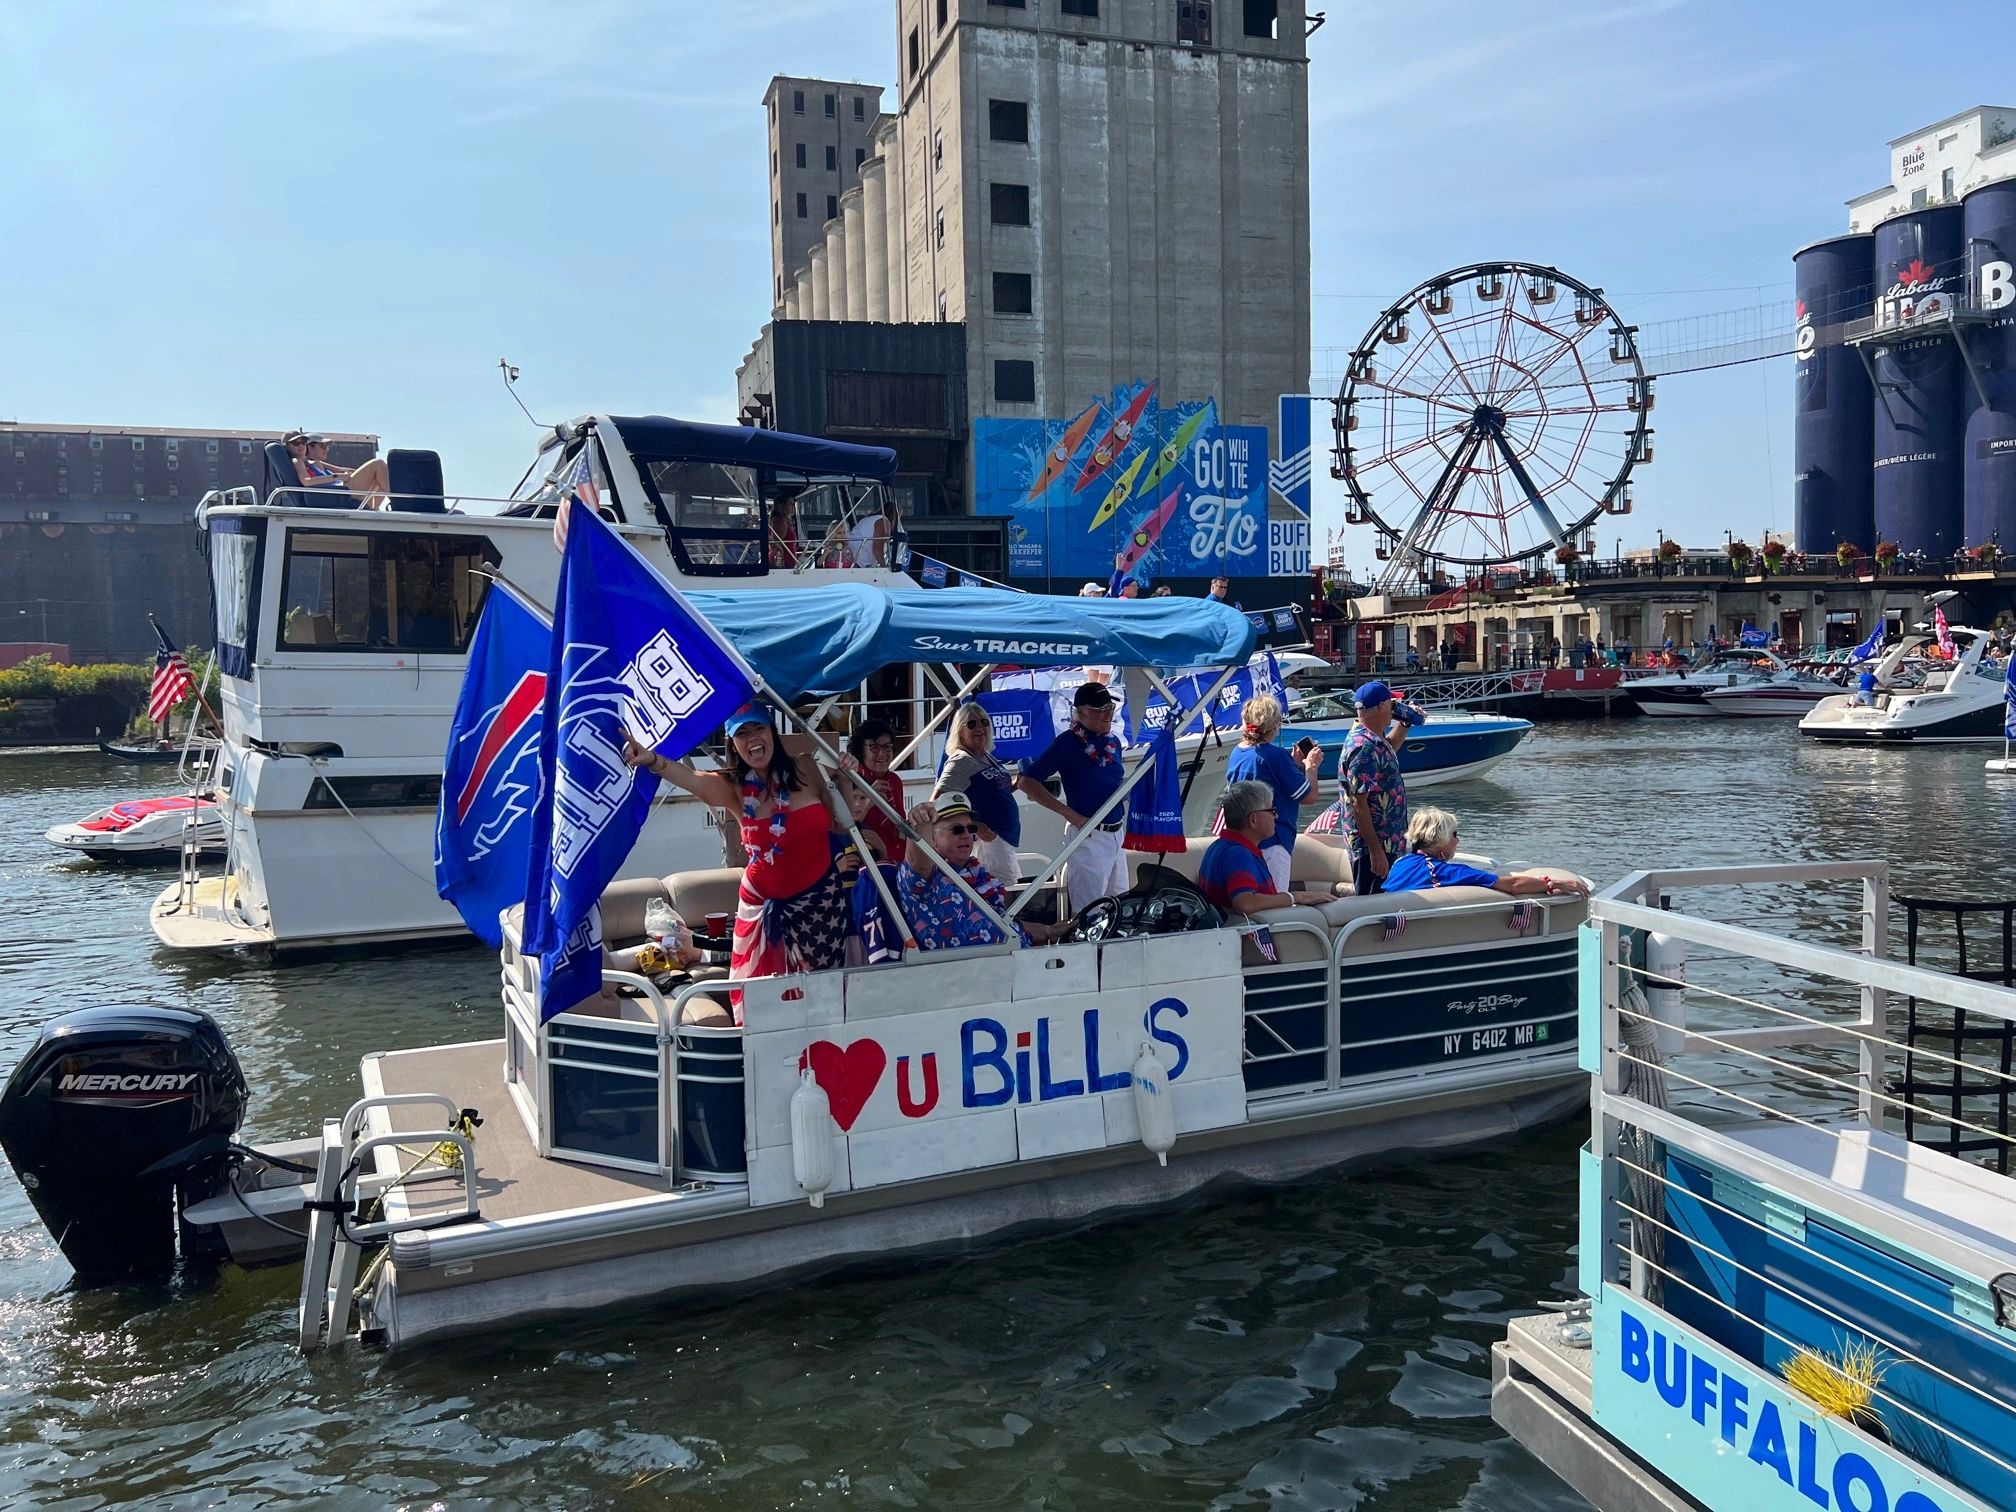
[896,793,1062,950]
[1335,680,1412,896]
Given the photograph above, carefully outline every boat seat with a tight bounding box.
[1126,836,1356,897]
[664,867,745,928]
[385,448,446,513]
[262,441,354,509]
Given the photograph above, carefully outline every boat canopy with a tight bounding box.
[687,584,1257,701]
[605,416,897,483]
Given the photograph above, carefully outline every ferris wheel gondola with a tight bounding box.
[1332,262,1651,584]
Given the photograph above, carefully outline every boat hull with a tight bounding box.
[1699,688,1837,718]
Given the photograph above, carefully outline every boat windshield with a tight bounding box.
[277,528,500,653]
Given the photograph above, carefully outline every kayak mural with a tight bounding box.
[976,384,1273,582]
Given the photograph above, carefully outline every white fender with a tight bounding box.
[1130,1040,1175,1167]
[789,1067,835,1208]
[1646,930,1688,1059]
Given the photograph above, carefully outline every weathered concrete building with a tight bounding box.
[764,76,886,314]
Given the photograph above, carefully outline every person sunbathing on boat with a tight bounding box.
[624,703,846,1012]
[897,794,1063,949]
[1198,781,1334,916]
[1382,806,1587,898]
[284,431,391,508]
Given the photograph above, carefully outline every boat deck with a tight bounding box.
[150,876,276,951]
[367,1040,670,1225]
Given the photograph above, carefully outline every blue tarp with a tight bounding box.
[685,584,1257,702]
[604,416,897,482]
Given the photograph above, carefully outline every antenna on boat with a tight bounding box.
[498,358,547,428]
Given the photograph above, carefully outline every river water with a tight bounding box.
[2,719,2011,1509]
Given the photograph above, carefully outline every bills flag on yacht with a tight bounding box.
[521,504,756,1020]
[435,581,554,947]
[146,615,193,725]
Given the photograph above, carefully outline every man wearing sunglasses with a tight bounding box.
[897,793,1063,950]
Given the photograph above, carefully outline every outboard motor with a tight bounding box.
[0,1006,247,1279]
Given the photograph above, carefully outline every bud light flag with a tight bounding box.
[1124,727,1185,854]
[435,582,552,948]
[521,505,756,1020]
[972,688,1055,761]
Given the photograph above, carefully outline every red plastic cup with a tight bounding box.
[705,911,730,939]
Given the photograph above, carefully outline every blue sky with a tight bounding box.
[1,1,2008,572]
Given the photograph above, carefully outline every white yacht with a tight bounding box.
[1799,626,2009,743]
[151,417,917,954]
[1623,646,1790,716]
[1700,664,1851,717]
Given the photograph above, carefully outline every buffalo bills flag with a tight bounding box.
[435,581,553,947]
[521,506,756,1020]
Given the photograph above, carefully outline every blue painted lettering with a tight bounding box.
[1083,1009,1131,1093]
[1832,1452,1886,1512]
[1689,1351,1718,1427]
[961,1019,1013,1108]
[1748,1400,1793,1485]
[1652,1332,1687,1409]
[1797,1421,1830,1507]
[1619,1308,1651,1382]
[1037,1018,1084,1100]
[1719,1375,1750,1448]
[1146,997,1191,1081]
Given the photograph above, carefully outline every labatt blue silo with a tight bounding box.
[1792,234,1875,552]
[1871,204,1967,555]
[1963,178,2016,550]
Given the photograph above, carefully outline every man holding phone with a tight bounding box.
[1225,694,1324,893]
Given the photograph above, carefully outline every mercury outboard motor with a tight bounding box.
[0,1005,247,1279]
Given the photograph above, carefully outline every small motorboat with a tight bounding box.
[1623,647,1790,716]
[45,794,225,862]
[1700,666,1848,717]
[1277,692,1532,787]
[97,735,221,766]
[1800,627,2010,743]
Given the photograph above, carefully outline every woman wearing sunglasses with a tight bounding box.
[897,794,1062,950]
[932,701,1020,883]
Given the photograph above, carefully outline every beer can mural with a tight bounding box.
[1962,178,2016,551]
[1871,205,1966,556]
[1792,234,1875,552]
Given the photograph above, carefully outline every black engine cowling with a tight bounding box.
[0,1005,247,1279]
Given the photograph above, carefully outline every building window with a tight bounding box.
[909,27,921,76]
[937,0,949,26]
[793,89,805,114]
[854,96,865,121]
[990,182,1031,225]
[773,199,780,225]
[856,147,866,167]
[239,440,252,454]
[777,276,784,301]
[993,271,1033,314]
[1061,0,1097,14]
[988,99,1029,142]
[824,92,836,117]
[826,144,837,171]
[90,436,103,451]
[132,438,145,451]
[938,291,949,322]
[994,360,1036,403]
[988,0,1026,6]
[1243,0,1277,36]
[827,194,838,220]
[936,209,946,247]
[1910,187,1927,209]
[1177,0,1213,45]
[934,127,944,169]
[796,192,808,218]
[795,141,806,168]
[1942,166,1956,199]
[771,149,778,177]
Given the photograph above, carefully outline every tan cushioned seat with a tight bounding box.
[600,876,671,944]
[1322,882,1586,956]
[665,867,746,928]
[1125,839,1212,888]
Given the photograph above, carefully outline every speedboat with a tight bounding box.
[1799,626,2009,743]
[1277,691,1532,787]
[1700,664,1849,717]
[151,416,923,954]
[1,584,1593,1352]
[97,734,222,765]
[1623,646,1790,716]
[46,794,224,862]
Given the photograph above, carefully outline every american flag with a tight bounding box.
[552,444,601,552]
[147,617,193,725]
[1304,801,1343,836]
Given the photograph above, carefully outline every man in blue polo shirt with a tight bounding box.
[1017,680,1131,916]
[1198,781,1333,916]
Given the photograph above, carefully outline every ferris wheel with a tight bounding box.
[1332,262,1653,586]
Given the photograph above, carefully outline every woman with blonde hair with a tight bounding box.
[932,700,1020,882]
[1384,806,1588,897]
[1223,692,1323,892]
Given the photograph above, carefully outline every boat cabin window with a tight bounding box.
[633,456,766,577]
[278,530,499,653]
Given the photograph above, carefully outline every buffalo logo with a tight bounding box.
[451,669,548,861]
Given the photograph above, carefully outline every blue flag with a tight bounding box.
[1124,727,1186,854]
[920,557,948,588]
[973,688,1055,761]
[1739,622,1768,648]
[2004,651,2016,742]
[1851,622,1884,661]
[435,583,553,948]
[522,506,756,1020]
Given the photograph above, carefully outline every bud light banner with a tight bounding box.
[972,689,1055,762]
[975,383,1273,581]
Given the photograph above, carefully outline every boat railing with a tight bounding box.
[1586,862,2016,1509]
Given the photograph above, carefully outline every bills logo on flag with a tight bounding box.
[1850,622,1884,661]
[921,557,948,588]
[1246,612,1269,635]
[521,505,756,1019]
[1739,621,1768,648]
[435,582,551,947]
[145,616,193,725]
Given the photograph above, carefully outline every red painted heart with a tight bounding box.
[800,1038,888,1133]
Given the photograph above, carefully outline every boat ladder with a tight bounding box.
[296,1092,479,1353]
